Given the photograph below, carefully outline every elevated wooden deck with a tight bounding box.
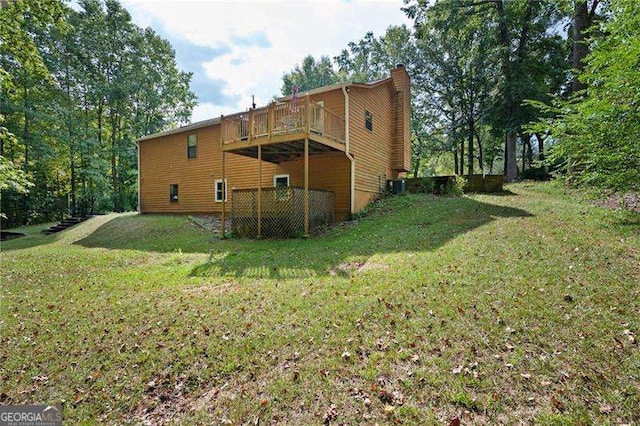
[221,96,345,163]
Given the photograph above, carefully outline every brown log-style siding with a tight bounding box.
[138,66,411,219]
[349,83,395,211]
[139,125,284,214]
[279,152,350,219]
[391,66,412,173]
[308,88,345,118]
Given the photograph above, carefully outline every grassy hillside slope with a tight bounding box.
[1,182,638,424]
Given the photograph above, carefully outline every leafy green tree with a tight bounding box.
[405,0,568,180]
[530,1,640,191]
[0,0,67,225]
[334,25,416,82]
[1,0,195,226]
[281,55,340,96]
[406,1,497,176]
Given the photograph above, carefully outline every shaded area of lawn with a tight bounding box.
[191,195,532,278]
[73,195,532,278]
[73,213,218,253]
[0,221,58,251]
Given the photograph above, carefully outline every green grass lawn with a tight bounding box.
[1,182,638,424]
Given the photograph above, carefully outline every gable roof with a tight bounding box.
[136,75,394,142]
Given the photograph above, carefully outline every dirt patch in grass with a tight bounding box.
[329,261,389,276]
[181,281,240,296]
[592,191,640,213]
[190,215,230,234]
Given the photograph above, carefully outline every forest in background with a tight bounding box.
[282,0,638,190]
[1,0,195,227]
[1,0,638,228]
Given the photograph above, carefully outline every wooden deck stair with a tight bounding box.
[42,216,92,235]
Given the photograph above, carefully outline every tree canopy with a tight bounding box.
[0,0,195,227]
[529,0,639,191]
[280,0,634,192]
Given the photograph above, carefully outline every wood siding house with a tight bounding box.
[136,65,411,237]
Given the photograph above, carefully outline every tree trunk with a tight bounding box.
[459,139,464,176]
[412,141,421,177]
[496,0,518,183]
[467,119,474,177]
[572,1,589,92]
[22,74,29,169]
[475,131,484,175]
[66,63,77,215]
[110,108,118,212]
[525,135,533,168]
[505,132,518,182]
[535,132,545,161]
[453,150,459,175]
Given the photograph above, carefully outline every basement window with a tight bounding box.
[187,134,197,158]
[215,179,227,202]
[365,110,373,132]
[170,184,179,202]
[273,174,290,187]
[273,174,290,201]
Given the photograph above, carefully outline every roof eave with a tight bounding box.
[136,117,221,142]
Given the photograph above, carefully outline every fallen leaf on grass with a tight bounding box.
[448,417,461,426]
[613,336,625,349]
[623,329,636,344]
[599,404,613,414]
[323,404,338,424]
[378,388,394,404]
[392,390,405,405]
[551,395,565,412]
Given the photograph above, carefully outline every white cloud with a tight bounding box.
[122,0,411,122]
[191,102,221,123]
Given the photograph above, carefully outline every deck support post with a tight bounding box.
[304,137,309,237]
[221,153,226,239]
[221,115,226,239]
[257,144,262,238]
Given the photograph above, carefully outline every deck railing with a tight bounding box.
[221,98,345,146]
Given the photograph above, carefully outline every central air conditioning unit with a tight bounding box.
[387,179,406,194]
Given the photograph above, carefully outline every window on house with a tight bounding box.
[215,179,227,202]
[365,110,373,131]
[170,184,179,202]
[187,134,197,158]
[273,174,290,187]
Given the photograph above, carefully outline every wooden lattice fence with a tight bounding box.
[231,187,334,238]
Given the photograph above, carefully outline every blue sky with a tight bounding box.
[121,0,411,122]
